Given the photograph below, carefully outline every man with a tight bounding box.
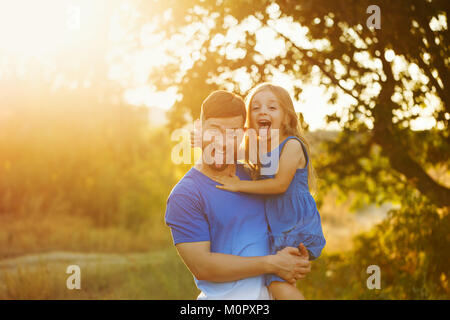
[165,90,311,299]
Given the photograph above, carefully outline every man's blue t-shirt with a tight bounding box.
[165,164,270,300]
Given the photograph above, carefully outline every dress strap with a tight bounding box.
[279,136,309,166]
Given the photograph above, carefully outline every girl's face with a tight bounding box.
[249,89,285,135]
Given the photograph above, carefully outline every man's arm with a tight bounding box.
[176,241,311,284]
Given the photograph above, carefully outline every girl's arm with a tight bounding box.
[213,139,306,194]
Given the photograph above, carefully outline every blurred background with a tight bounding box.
[0,0,448,299]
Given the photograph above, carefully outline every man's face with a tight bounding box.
[202,115,245,171]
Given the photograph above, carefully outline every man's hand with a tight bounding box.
[268,244,311,284]
[176,241,306,283]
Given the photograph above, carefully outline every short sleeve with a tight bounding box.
[165,193,211,245]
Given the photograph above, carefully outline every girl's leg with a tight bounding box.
[268,281,305,300]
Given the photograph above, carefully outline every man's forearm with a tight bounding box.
[198,252,275,282]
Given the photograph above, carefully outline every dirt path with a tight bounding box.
[0,252,146,269]
[0,250,169,287]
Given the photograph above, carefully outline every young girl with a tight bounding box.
[206,83,326,300]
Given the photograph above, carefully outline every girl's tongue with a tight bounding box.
[258,119,271,136]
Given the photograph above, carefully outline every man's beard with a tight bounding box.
[206,162,230,172]
[202,143,239,172]
[204,150,230,171]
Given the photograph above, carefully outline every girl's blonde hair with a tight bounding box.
[244,82,317,193]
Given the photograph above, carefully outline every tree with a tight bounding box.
[128,0,450,298]
[133,0,449,208]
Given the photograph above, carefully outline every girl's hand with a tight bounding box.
[211,173,242,192]
[191,119,202,148]
[298,243,309,260]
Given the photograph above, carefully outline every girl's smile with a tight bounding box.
[250,89,285,134]
[249,89,287,147]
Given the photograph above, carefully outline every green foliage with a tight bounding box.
[351,192,449,299]
[0,85,181,232]
[301,189,449,299]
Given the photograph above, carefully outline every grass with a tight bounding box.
[0,211,171,260]
[0,249,199,299]
[0,189,392,299]
[0,248,388,300]
[0,210,200,299]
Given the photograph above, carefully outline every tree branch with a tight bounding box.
[268,25,370,110]
[372,45,450,207]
